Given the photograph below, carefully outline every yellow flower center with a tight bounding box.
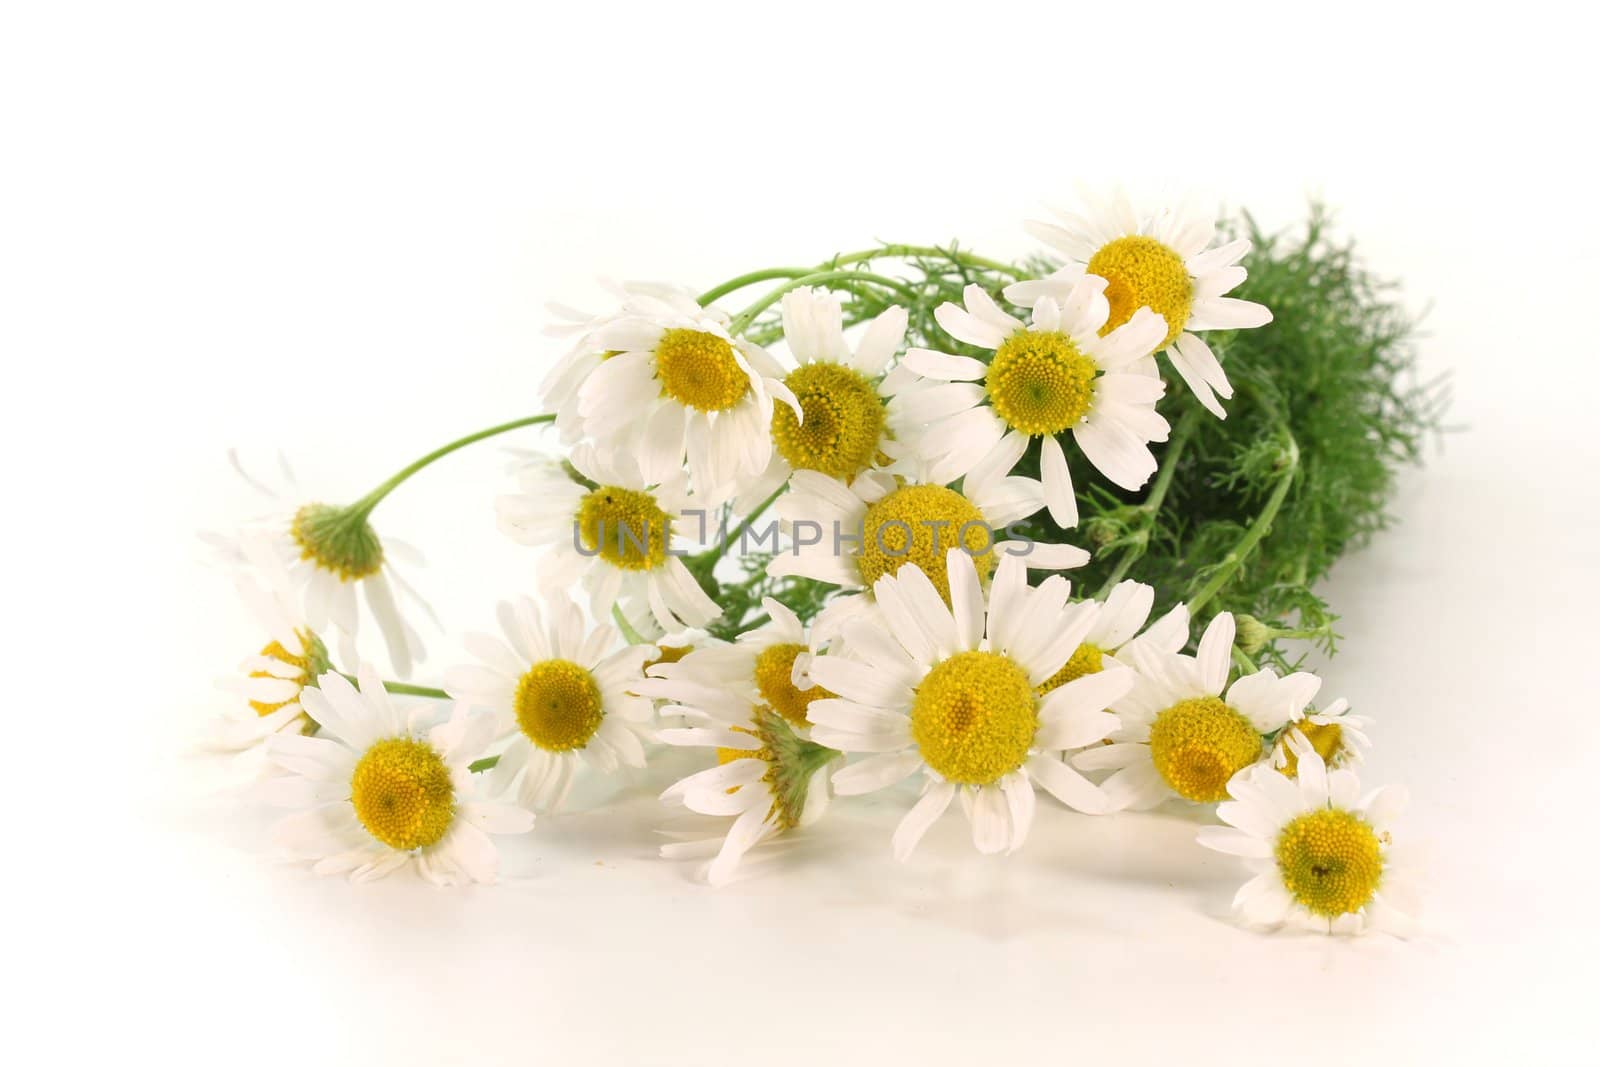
[858,484,995,602]
[514,659,605,752]
[654,328,749,412]
[1086,235,1193,349]
[753,642,834,728]
[773,362,886,479]
[911,650,1038,785]
[1276,721,1345,779]
[1148,696,1262,802]
[1037,641,1104,696]
[577,485,671,571]
[1274,808,1385,918]
[248,629,329,718]
[290,503,384,580]
[350,737,455,851]
[643,642,693,672]
[987,330,1097,435]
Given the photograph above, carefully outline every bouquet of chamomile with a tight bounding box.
[209,192,1442,935]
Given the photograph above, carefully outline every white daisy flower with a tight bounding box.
[540,280,707,444]
[1076,613,1322,809]
[767,463,1089,645]
[809,549,1131,859]
[572,285,801,504]
[264,666,534,886]
[444,592,655,811]
[1034,579,1189,699]
[647,657,838,885]
[639,596,830,732]
[210,570,330,753]
[1197,748,1421,936]
[211,451,430,677]
[1010,189,1273,418]
[737,287,907,504]
[888,276,1170,526]
[495,443,722,635]
[1272,697,1373,778]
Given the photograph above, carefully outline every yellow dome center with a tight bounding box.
[911,650,1038,785]
[577,485,671,571]
[514,659,606,752]
[858,484,995,602]
[654,328,750,412]
[773,362,885,479]
[1037,641,1104,696]
[1275,721,1345,779]
[987,330,1097,435]
[1087,235,1193,349]
[1274,808,1385,918]
[350,737,455,851]
[1148,696,1262,802]
[753,642,834,727]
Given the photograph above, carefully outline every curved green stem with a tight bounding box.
[824,243,1027,279]
[691,485,786,571]
[698,268,812,306]
[611,604,649,646]
[1185,429,1301,615]
[347,413,555,520]
[727,269,917,334]
[336,672,449,699]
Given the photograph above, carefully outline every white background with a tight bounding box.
[5,2,1597,1063]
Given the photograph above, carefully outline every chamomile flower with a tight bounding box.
[648,673,837,885]
[211,570,331,753]
[264,666,534,885]
[444,592,655,811]
[1197,749,1421,935]
[1010,189,1272,418]
[756,286,908,489]
[810,550,1129,859]
[1036,579,1189,697]
[767,463,1089,646]
[1077,612,1322,809]
[212,452,430,677]
[641,597,831,730]
[573,286,800,503]
[540,280,706,444]
[888,276,1170,526]
[1272,697,1372,778]
[495,443,721,634]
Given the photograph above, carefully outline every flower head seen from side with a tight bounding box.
[444,592,656,812]
[766,465,1090,645]
[888,276,1170,527]
[809,549,1131,860]
[212,452,430,677]
[264,667,534,885]
[1010,189,1272,418]
[1036,579,1189,699]
[768,286,907,484]
[1077,612,1322,809]
[1272,697,1372,779]
[1198,749,1420,935]
[211,570,331,754]
[495,443,721,635]
[572,285,801,504]
[643,596,833,731]
[642,638,839,885]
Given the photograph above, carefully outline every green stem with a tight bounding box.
[1231,646,1261,676]
[336,672,449,699]
[727,269,917,334]
[692,485,785,570]
[698,268,812,306]
[346,413,555,519]
[825,243,1027,279]
[1186,430,1301,615]
[611,604,649,645]
[468,755,500,773]
[1095,408,1202,598]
